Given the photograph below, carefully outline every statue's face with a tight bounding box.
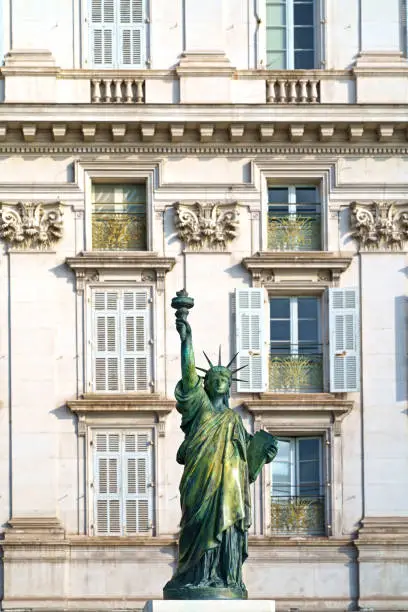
[204,368,231,397]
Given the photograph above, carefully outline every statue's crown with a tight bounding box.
[196,346,247,383]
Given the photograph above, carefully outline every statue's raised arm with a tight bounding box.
[171,289,199,392]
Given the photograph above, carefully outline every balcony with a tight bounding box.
[267,211,321,251]
[271,494,325,535]
[269,344,323,393]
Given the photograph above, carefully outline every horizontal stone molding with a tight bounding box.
[67,393,175,437]
[244,394,353,436]
[65,252,176,294]
[243,251,353,288]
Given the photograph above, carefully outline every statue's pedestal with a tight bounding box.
[143,602,275,612]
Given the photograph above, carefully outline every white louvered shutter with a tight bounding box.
[90,0,115,67]
[94,432,122,535]
[123,431,153,534]
[119,0,145,68]
[122,289,150,391]
[93,290,120,392]
[329,288,360,392]
[235,288,266,392]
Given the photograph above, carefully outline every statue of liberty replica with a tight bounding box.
[164,290,278,601]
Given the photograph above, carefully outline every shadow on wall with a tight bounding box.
[0,549,3,600]
[395,290,408,403]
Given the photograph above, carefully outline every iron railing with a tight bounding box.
[92,211,146,250]
[267,211,321,251]
[269,344,323,392]
[271,495,325,535]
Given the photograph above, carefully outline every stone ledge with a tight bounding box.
[243,251,353,288]
[67,394,175,413]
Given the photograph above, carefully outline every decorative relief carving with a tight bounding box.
[350,201,408,251]
[174,201,239,250]
[0,201,63,249]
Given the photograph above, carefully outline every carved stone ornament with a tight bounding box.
[0,201,63,249]
[350,201,408,251]
[174,201,239,250]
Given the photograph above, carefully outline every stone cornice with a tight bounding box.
[67,394,175,414]
[67,393,175,437]
[65,251,176,294]
[1,143,408,156]
[243,251,353,288]
[244,394,353,436]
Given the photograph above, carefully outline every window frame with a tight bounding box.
[263,427,332,537]
[88,426,156,536]
[267,183,323,252]
[84,0,149,70]
[264,0,321,70]
[268,293,325,393]
[78,162,155,253]
[85,284,154,394]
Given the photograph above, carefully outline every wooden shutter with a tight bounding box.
[329,288,360,392]
[93,290,120,392]
[123,431,153,534]
[122,289,150,391]
[89,0,115,67]
[235,288,266,392]
[118,0,145,68]
[94,432,122,535]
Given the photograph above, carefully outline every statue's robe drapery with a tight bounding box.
[164,379,275,598]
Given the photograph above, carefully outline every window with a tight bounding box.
[235,288,360,394]
[269,296,322,392]
[271,436,325,535]
[89,0,147,69]
[90,287,152,393]
[266,0,317,69]
[268,186,321,251]
[92,430,154,535]
[92,183,147,251]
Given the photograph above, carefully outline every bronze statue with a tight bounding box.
[163,290,278,600]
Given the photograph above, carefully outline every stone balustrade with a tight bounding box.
[91,77,145,103]
[266,76,320,104]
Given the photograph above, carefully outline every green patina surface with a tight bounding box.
[163,290,278,601]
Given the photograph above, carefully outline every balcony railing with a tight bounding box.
[266,77,320,104]
[92,212,146,250]
[267,212,321,251]
[269,344,323,392]
[271,495,325,535]
[91,77,145,103]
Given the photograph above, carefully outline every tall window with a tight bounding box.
[89,0,146,68]
[90,288,152,393]
[92,430,154,535]
[266,0,317,69]
[92,183,147,251]
[267,186,321,251]
[271,436,325,535]
[269,296,323,392]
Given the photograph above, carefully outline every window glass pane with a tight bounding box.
[266,3,286,26]
[298,319,318,343]
[294,2,314,26]
[270,320,291,342]
[266,51,286,69]
[298,438,320,461]
[276,439,291,461]
[266,27,286,50]
[268,188,289,203]
[295,187,319,204]
[299,460,320,484]
[294,50,315,69]
[270,297,290,318]
[298,297,318,319]
[294,26,315,49]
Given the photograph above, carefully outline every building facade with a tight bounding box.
[0,1,407,610]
